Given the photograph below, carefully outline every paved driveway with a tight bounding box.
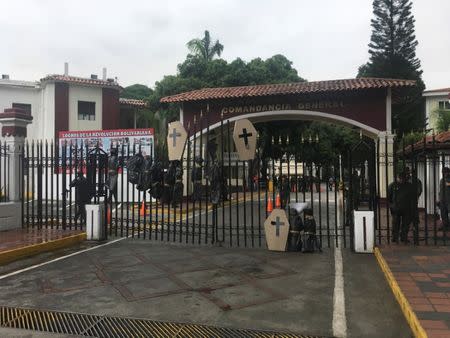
[0,238,410,337]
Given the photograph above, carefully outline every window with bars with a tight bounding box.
[78,101,96,120]
[438,101,450,110]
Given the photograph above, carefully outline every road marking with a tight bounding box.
[332,243,347,338]
[0,236,128,281]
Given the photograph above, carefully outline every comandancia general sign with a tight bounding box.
[220,100,345,115]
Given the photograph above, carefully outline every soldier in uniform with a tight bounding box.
[439,167,450,230]
[191,156,203,202]
[315,174,321,193]
[67,171,92,224]
[161,160,178,205]
[280,175,291,209]
[407,167,422,244]
[172,161,184,207]
[207,159,222,205]
[388,172,414,243]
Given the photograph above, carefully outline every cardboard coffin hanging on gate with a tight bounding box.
[264,209,290,251]
[233,119,257,161]
[167,121,187,161]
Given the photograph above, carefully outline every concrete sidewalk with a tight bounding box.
[0,239,410,337]
[0,228,85,265]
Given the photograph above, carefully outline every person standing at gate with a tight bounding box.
[388,172,414,243]
[315,174,321,193]
[439,167,450,231]
[351,169,361,210]
[106,147,119,203]
[280,175,291,209]
[66,171,92,225]
[406,167,422,244]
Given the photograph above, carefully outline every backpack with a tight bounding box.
[150,160,163,183]
[127,154,144,185]
[287,208,303,252]
[137,157,152,191]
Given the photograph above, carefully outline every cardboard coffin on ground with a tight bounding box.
[264,209,290,251]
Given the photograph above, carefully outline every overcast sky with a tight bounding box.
[1,0,449,90]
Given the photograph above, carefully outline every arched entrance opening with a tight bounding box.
[191,109,381,139]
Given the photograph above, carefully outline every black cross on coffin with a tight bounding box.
[169,128,182,147]
[238,128,253,149]
[270,216,285,237]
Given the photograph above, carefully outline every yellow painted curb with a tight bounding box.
[132,196,249,216]
[0,233,87,266]
[374,247,427,338]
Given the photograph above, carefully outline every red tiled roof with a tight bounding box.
[41,74,121,89]
[423,88,450,94]
[403,131,450,155]
[160,78,416,103]
[119,98,149,108]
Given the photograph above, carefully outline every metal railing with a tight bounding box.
[0,140,9,203]
[20,121,450,248]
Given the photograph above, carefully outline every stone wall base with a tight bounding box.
[0,202,21,231]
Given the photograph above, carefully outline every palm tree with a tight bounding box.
[186,30,224,61]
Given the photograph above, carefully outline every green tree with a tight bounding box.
[186,30,224,61]
[121,84,152,100]
[358,0,425,136]
[144,32,355,162]
[152,53,305,119]
[432,109,450,133]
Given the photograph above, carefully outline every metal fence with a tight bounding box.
[0,140,9,203]
[20,119,450,248]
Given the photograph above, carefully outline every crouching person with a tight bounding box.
[302,208,322,253]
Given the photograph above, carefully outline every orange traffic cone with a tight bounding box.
[106,207,111,224]
[139,201,146,216]
[275,192,281,208]
[266,194,273,212]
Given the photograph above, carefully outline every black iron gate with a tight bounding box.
[21,118,450,248]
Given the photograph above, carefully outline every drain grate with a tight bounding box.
[0,306,325,338]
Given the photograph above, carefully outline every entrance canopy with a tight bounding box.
[161,78,415,138]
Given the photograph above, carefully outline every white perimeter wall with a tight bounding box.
[68,85,102,131]
[25,171,148,203]
[36,83,55,140]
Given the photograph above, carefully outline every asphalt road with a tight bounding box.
[0,238,410,338]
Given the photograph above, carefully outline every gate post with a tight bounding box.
[377,132,395,199]
[0,108,33,201]
[0,108,32,230]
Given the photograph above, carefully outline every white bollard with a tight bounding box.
[353,211,374,253]
[86,204,106,241]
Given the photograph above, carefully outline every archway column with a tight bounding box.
[377,132,395,198]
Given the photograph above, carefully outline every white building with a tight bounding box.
[0,64,147,141]
[423,87,450,131]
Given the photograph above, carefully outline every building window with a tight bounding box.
[438,101,450,110]
[12,103,31,114]
[78,101,96,120]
